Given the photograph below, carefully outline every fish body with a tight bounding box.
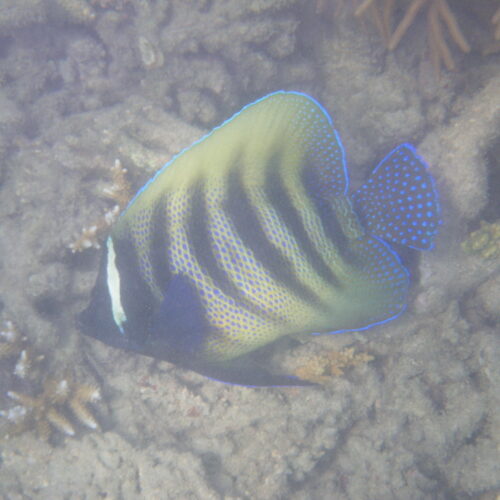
[79,91,440,386]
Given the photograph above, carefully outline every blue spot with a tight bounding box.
[352,143,440,250]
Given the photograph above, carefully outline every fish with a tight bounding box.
[79,91,440,386]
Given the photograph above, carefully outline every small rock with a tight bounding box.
[475,273,500,323]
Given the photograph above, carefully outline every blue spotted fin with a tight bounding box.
[352,144,440,250]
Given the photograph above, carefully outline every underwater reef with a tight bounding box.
[352,0,500,73]
[293,347,374,384]
[4,376,101,440]
[0,320,103,443]
[69,158,131,252]
[462,220,500,260]
[0,0,499,498]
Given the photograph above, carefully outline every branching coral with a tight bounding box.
[1,377,101,440]
[102,158,132,209]
[0,319,103,442]
[462,220,500,260]
[355,0,471,74]
[493,6,500,40]
[0,321,26,362]
[483,6,500,55]
[69,158,132,252]
[0,321,44,379]
[294,347,374,384]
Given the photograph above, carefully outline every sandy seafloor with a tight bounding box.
[0,0,499,499]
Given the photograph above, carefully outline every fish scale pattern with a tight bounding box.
[276,93,347,198]
[166,189,288,360]
[130,208,160,297]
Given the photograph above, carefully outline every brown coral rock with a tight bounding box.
[355,0,471,74]
[294,347,374,384]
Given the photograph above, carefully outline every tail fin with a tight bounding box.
[352,144,440,250]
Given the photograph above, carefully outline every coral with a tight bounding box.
[493,6,500,40]
[355,0,470,74]
[133,2,168,72]
[0,321,24,360]
[0,0,96,33]
[0,375,102,441]
[472,273,500,324]
[0,319,102,442]
[60,36,108,95]
[462,220,500,260]
[69,159,131,252]
[155,0,309,122]
[294,347,374,384]
[138,36,164,70]
[484,6,500,54]
[0,321,44,379]
[419,74,499,222]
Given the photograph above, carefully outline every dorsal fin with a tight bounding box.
[125,91,349,214]
[222,91,349,197]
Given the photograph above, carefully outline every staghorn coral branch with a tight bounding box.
[0,318,102,442]
[429,2,456,71]
[349,0,494,69]
[355,0,376,17]
[355,0,394,47]
[45,408,75,437]
[7,391,38,408]
[69,397,99,430]
[356,0,473,75]
[493,6,500,24]
[388,0,428,51]
[493,6,500,40]
[69,159,131,253]
[382,0,396,40]
[102,159,132,209]
[387,0,471,58]
[436,0,470,53]
[370,2,391,46]
[427,3,442,73]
